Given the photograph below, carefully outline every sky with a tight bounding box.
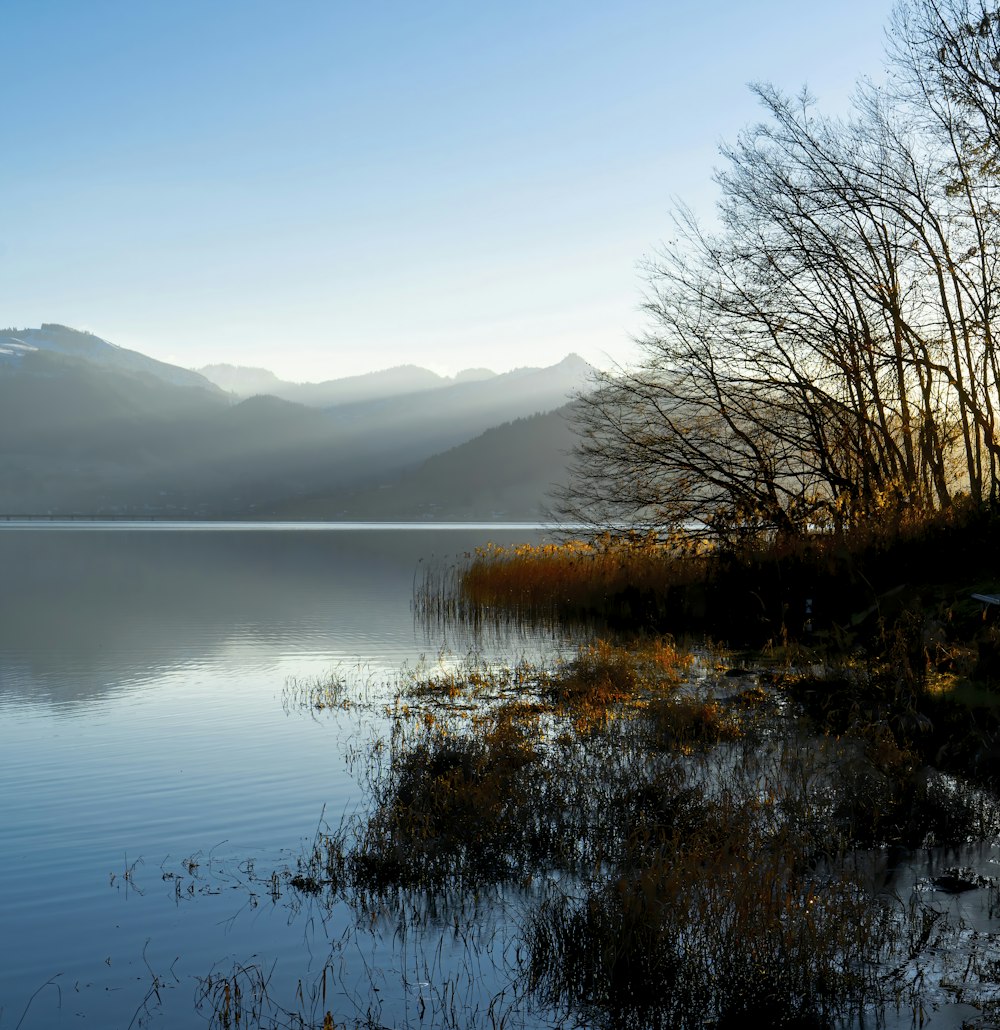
[3,0,898,382]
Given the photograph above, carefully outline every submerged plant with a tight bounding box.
[351,703,546,888]
[528,860,895,1030]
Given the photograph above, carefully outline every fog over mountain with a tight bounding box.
[271,407,579,520]
[0,325,591,518]
[198,362,498,407]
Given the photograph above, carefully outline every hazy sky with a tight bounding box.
[4,1,896,381]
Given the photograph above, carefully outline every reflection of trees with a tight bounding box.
[563,0,1000,541]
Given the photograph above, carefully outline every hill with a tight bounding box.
[1,324,222,393]
[0,325,590,517]
[269,407,578,520]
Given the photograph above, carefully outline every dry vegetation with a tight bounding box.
[418,500,1000,650]
[248,628,1000,1030]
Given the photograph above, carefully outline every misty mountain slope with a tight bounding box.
[322,354,592,467]
[198,362,501,407]
[287,365,449,407]
[0,350,346,511]
[453,368,495,384]
[400,406,577,512]
[0,348,232,512]
[1,324,223,393]
[0,349,227,453]
[270,406,579,520]
[196,364,286,397]
[201,354,594,493]
[0,324,592,516]
[138,396,356,503]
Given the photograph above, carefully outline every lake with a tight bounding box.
[0,523,572,1029]
[5,524,999,1030]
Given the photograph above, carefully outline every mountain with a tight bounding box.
[319,354,592,468]
[270,407,579,520]
[197,362,499,407]
[194,363,286,397]
[0,341,230,513]
[1,324,223,393]
[453,368,496,384]
[0,325,591,518]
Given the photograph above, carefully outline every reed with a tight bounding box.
[527,854,895,1030]
[415,533,708,634]
[350,702,546,889]
[272,637,1000,1027]
[418,502,1000,645]
[465,535,700,603]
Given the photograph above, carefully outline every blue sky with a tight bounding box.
[3,1,896,380]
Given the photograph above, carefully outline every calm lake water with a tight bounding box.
[0,523,570,1029]
[4,524,998,1030]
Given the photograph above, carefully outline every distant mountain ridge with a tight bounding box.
[323,353,592,468]
[0,324,223,393]
[271,406,579,520]
[0,324,592,518]
[197,362,498,407]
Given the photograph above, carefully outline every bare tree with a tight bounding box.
[560,1,1000,541]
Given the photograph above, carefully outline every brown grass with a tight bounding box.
[543,638,692,733]
[445,533,707,620]
[417,501,1000,647]
[351,702,546,888]
[278,628,1000,1029]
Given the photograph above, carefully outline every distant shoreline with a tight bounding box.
[0,517,563,531]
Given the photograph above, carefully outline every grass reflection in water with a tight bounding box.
[195,633,1000,1030]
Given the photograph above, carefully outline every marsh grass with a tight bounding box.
[460,535,703,603]
[419,504,1000,647]
[639,696,743,752]
[527,862,894,1030]
[288,639,714,902]
[415,535,707,634]
[351,703,547,889]
[275,511,1000,1027]
[283,670,354,712]
[260,633,1000,1029]
[186,604,1000,1030]
[781,614,1000,793]
[196,963,278,1030]
[519,714,1000,1029]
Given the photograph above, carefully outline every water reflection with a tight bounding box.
[0,525,568,1029]
[0,526,552,709]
